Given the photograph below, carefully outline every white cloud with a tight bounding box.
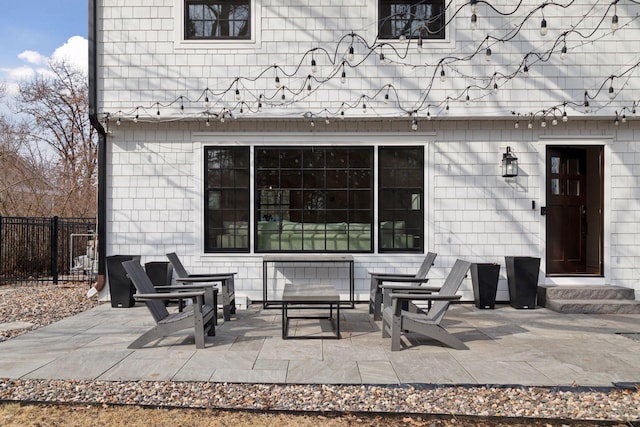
[1,36,88,93]
[51,36,88,73]
[18,50,48,65]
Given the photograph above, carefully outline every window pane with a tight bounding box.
[204,147,250,252]
[378,0,445,40]
[378,146,424,252]
[256,147,373,252]
[185,1,251,40]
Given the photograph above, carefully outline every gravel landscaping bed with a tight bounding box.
[0,282,638,425]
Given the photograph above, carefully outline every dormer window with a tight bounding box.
[185,0,250,40]
[378,0,445,40]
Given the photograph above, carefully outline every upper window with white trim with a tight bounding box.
[378,0,445,40]
[185,0,250,40]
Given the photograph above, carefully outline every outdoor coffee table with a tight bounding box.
[281,283,341,339]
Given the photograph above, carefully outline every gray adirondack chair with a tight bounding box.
[381,259,471,351]
[122,260,217,349]
[166,252,236,321]
[368,251,437,321]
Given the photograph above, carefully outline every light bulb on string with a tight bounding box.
[417,36,423,53]
[340,109,345,120]
[426,106,431,120]
[622,113,627,123]
[347,45,354,62]
[440,68,446,82]
[541,119,547,128]
[561,44,567,60]
[471,13,477,30]
[258,95,263,112]
[470,0,478,14]
[362,100,367,113]
[609,79,615,99]
[275,75,281,89]
[311,57,317,73]
[133,109,139,123]
[523,63,529,78]
[515,120,519,129]
[540,18,548,36]
[235,87,241,101]
[485,47,492,62]
[584,91,591,113]
[552,117,558,126]
[562,110,568,122]
[341,64,347,84]
[614,112,619,126]
[379,51,385,62]
[206,116,210,127]
[493,82,499,93]
[411,117,418,131]
[612,13,619,31]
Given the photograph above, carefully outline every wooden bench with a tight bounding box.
[281,283,341,339]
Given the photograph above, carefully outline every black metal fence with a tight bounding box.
[0,216,97,285]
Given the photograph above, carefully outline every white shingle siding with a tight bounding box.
[99,1,640,302]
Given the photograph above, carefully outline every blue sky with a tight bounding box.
[0,0,87,90]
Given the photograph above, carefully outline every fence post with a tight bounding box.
[0,215,3,279]
[51,216,59,284]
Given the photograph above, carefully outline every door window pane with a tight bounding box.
[567,179,580,196]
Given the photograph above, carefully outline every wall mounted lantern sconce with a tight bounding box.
[502,146,518,177]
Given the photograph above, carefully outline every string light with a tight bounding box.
[609,77,615,100]
[584,91,591,113]
[540,17,548,36]
[100,4,640,127]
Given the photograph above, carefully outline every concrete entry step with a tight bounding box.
[538,284,640,314]
[545,298,640,314]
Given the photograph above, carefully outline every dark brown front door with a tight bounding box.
[546,146,603,275]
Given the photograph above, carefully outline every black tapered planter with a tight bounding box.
[471,263,500,309]
[144,261,173,291]
[505,256,540,309]
[106,255,140,308]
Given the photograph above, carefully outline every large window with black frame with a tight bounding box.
[204,146,424,254]
[378,0,445,40]
[255,147,374,252]
[378,146,424,252]
[185,0,250,40]
[204,147,250,252]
